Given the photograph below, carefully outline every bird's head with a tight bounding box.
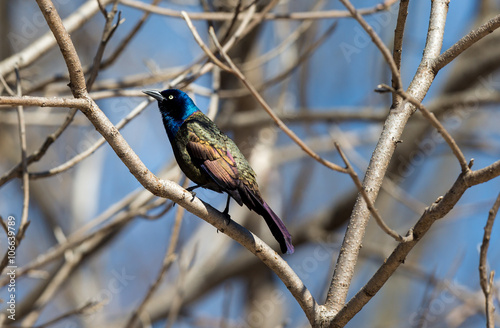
[143,88,198,120]
[143,88,199,136]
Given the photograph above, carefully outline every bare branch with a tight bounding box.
[0,69,30,274]
[334,143,410,243]
[331,160,500,327]
[391,0,409,106]
[29,99,151,179]
[378,83,469,172]
[15,67,29,249]
[433,14,500,72]
[479,192,500,328]
[36,0,87,97]
[0,0,114,78]
[100,0,161,70]
[0,96,89,109]
[120,0,398,21]
[325,0,450,314]
[242,0,327,71]
[181,11,233,72]
[0,108,79,187]
[32,300,105,328]
[125,198,185,328]
[339,0,402,90]
[86,0,123,89]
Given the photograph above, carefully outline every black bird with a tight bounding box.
[144,88,294,254]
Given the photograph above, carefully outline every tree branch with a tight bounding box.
[479,192,500,328]
[325,0,450,314]
[0,0,113,78]
[433,14,500,72]
[330,160,500,326]
[120,0,398,21]
[377,83,469,172]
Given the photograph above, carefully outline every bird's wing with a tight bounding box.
[185,124,245,204]
[185,120,294,253]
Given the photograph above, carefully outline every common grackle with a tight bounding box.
[143,89,294,254]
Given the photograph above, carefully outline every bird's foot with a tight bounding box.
[222,209,231,226]
[222,195,231,225]
[216,210,231,234]
[186,185,201,202]
[223,213,231,226]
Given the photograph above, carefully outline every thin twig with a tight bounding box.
[208,27,347,174]
[339,0,402,90]
[15,67,30,246]
[29,99,151,179]
[32,300,105,328]
[207,66,221,120]
[391,0,409,107]
[100,0,162,69]
[242,0,326,71]
[0,0,114,78]
[258,20,338,90]
[0,217,7,235]
[334,143,410,242]
[138,200,173,220]
[125,195,185,328]
[0,69,31,274]
[377,83,469,172]
[0,109,79,187]
[0,178,176,287]
[181,11,233,72]
[120,0,398,21]
[20,250,83,326]
[184,0,259,86]
[392,0,408,75]
[219,0,242,44]
[0,94,89,188]
[330,127,426,215]
[479,192,500,328]
[0,73,15,95]
[86,0,123,89]
[5,0,116,186]
[433,14,500,72]
[0,96,88,109]
[219,108,386,130]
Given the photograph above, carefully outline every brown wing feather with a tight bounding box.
[185,130,243,204]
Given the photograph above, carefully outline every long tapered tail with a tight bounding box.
[260,200,294,254]
[246,193,294,254]
[236,184,294,254]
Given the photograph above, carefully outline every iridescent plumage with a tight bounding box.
[144,89,294,254]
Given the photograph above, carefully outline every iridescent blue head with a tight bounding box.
[143,88,199,138]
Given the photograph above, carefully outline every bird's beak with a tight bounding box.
[142,89,164,102]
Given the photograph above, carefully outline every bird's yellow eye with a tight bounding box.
[168,95,174,100]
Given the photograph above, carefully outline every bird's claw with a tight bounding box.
[189,190,196,201]
[216,213,231,234]
[222,211,231,226]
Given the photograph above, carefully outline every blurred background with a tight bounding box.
[0,0,500,327]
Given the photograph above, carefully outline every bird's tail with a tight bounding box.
[252,196,294,254]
